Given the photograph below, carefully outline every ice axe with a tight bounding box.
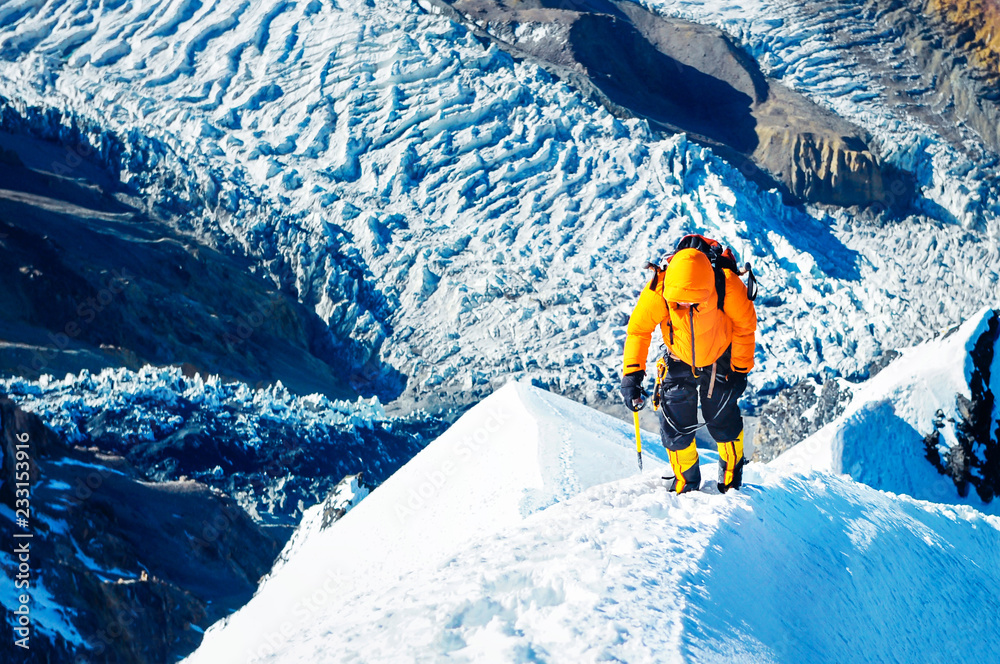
[630,388,648,471]
[633,411,643,471]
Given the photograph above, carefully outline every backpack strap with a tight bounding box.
[645,261,661,291]
[714,266,726,312]
[744,263,758,302]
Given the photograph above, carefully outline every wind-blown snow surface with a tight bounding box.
[187,382,1000,663]
[778,306,1000,511]
[1,0,997,407]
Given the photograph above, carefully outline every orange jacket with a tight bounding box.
[622,248,757,374]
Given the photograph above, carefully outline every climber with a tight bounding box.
[620,235,758,494]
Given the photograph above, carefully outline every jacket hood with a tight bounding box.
[662,248,715,304]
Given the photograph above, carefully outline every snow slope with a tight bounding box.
[778,307,1000,510]
[187,381,1000,663]
[1,0,998,409]
[186,379,674,662]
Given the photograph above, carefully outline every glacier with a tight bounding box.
[0,0,997,413]
[0,366,448,524]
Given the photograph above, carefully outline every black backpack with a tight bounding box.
[647,234,758,311]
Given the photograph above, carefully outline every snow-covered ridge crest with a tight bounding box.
[185,380,673,662]
[187,379,1000,663]
[263,473,371,581]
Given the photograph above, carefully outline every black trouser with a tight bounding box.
[657,348,746,451]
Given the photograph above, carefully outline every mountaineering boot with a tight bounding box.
[717,431,745,493]
[668,438,701,494]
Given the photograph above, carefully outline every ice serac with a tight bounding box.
[0,367,444,527]
[428,0,894,207]
[0,396,282,663]
[778,307,1000,510]
[186,381,1000,663]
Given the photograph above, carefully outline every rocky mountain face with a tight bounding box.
[923,309,1000,501]
[751,376,853,463]
[895,0,1000,150]
[922,0,1000,69]
[752,351,903,463]
[0,397,283,663]
[426,0,901,208]
[781,0,1000,170]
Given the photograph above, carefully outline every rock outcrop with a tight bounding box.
[754,99,887,207]
[424,0,900,207]
[926,0,1000,77]
[922,309,1000,501]
[859,0,1000,153]
[264,473,372,581]
[752,350,905,463]
[751,376,854,463]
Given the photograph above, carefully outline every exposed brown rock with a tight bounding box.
[927,0,1000,75]
[426,0,898,207]
[754,86,888,206]
[856,0,1000,153]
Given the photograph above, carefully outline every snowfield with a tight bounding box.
[1,0,997,410]
[186,381,1000,663]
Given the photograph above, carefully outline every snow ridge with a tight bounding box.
[185,381,1000,664]
[779,307,1000,512]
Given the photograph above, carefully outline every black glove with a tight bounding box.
[620,371,646,412]
[726,370,749,395]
